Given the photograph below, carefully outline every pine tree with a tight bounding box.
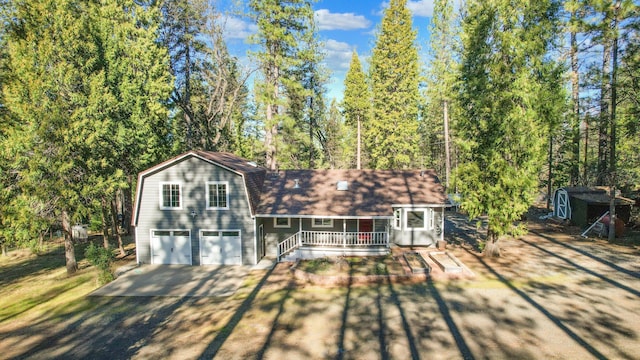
[159,0,207,151]
[322,99,352,169]
[3,0,171,272]
[457,0,565,256]
[249,0,318,171]
[369,0,421,169]
[424,0,459,187]
[342,50,371,169]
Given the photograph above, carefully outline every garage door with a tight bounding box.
[200,230,242,265]
[151,230,192,265]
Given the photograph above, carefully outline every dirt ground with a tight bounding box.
[1,213,639,359]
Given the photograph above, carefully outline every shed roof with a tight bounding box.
[560,186,634,206]
[256,169,447,217]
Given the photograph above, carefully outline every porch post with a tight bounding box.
[343,220,347,248]
[299,218,303,247]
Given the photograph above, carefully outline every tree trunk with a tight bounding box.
[570,23,581,186]
[547,134,553,210]
[357,115,361,170]
[443,100,451,189]
[62,210,78,275]
[1,242,6,256]
[123,176,133,234]
[101,197,110,249]
[483,228,501,257]
[111,197,126,257]
[608,1,620,242]
[597,23,612,185]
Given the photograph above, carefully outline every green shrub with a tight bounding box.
[85,243,114,284]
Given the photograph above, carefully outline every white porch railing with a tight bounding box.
[277,231,388,261]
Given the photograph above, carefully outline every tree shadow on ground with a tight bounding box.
[464,247,609,360]
[1,266,262,360]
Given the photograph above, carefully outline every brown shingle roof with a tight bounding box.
[192,151,266,215]
[256,169,447,217]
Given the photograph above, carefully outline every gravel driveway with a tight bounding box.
[1,213,638,359]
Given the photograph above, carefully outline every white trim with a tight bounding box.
[199,228,242,265]
[393,209,402,230]
[135,226,140,264]
[391,204,447,208]
[274,217,291,228]
[159,182,183,210]
[312,218,334,228]
[257,214,393,220]
[205,181,230,210]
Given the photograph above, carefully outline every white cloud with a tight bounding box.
[323,39,354,71]
[315,9,371,31]
[379,0,435,17]
[407,0,435,17]
[220,16,257,40]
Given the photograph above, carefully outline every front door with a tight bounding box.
[359,219,373,233]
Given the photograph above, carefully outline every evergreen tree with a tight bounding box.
[342,50,371,169]
[369,0,421,169]
[322,99,352,169]
[249,0,318,171]
[159,0,207,152]
[424,0,459,187]
[457,0,565,256]
[3,0,171,272]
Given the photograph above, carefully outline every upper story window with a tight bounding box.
[160,183,182,209]
[207,182,229,209]
[312,218,333,228]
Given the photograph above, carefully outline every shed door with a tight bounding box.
[557,191,569,219]
[200,230,242,265]
[151,230,192,265]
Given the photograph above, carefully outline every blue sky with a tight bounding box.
[220,0,438,101]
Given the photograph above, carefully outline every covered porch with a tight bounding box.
[277,229,389,261]
[257,217,391,262]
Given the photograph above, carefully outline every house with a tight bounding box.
[552,186,634,228]
[132,151,448,265]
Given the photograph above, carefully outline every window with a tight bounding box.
[207,182,229,209]
[405,209,434,230]
[160,183,181,209]
[394,209,402,230]
[274,218,291,228]
[312,218,333,228]
[406,211,425,229]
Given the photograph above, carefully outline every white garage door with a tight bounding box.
[151,230,192,265]
[200,230,242,265]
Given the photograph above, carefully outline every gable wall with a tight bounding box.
[135,156,256,265]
